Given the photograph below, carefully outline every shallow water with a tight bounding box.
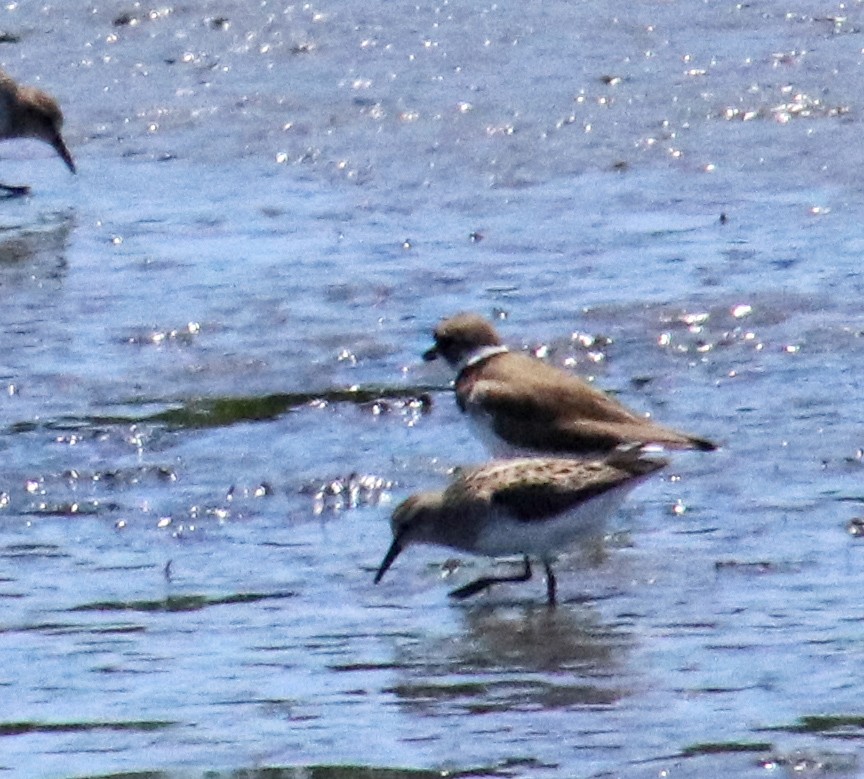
[3,1,864,777]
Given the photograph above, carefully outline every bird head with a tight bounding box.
[373,492,440,583]
[423,312,502,367]
[16,87,76,173]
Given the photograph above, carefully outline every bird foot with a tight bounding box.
[448,556,535,601]
[448,576,502,600]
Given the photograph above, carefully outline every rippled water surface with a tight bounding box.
[3,1,864,777]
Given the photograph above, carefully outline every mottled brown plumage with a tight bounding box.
[374,452,666,604]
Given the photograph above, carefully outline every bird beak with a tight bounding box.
[50,130,76,174]
[422,344,439,362]
[374,537,404,583]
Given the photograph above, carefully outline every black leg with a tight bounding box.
[0,183,30,197]
[544,561,557,607]
[448,555,533,600]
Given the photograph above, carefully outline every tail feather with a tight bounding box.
[605,444,668,476]
[686,435,717,452]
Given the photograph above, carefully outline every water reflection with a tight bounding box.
[385,604,633,717]
[0,212,72,285]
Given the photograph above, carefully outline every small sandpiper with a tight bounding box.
[374,450,666,605]
[423,312,716,458]
[0,69,75,195]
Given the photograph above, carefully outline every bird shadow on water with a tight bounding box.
[383,601,634,716]
[0,210,73,283]
[458,600,632,672]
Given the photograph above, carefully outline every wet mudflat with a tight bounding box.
[2,1,864,777]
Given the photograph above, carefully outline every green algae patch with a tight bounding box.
[681,741,772,757]
[0,720,174,736]
[78,765,499,779]
[69,591,295,613]
[142,386,436,429]
[760,714,864,735]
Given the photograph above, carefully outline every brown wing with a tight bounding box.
[466,363,714,452]
[490,480,620,521]
[487,460,651,522]
[465,352,640,419]
[465,378,647,454]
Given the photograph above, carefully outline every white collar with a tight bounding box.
[456,344,509,375]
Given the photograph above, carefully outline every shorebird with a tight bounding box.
[373,451,666,605]
[423,312,716,458]
[0,69,75,195]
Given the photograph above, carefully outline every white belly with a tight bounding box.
[464,408,538,458]
[472,485,633,560]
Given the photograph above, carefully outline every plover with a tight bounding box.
[374,450,666,605]
[0,69,75,195]
[423,312,715,457]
